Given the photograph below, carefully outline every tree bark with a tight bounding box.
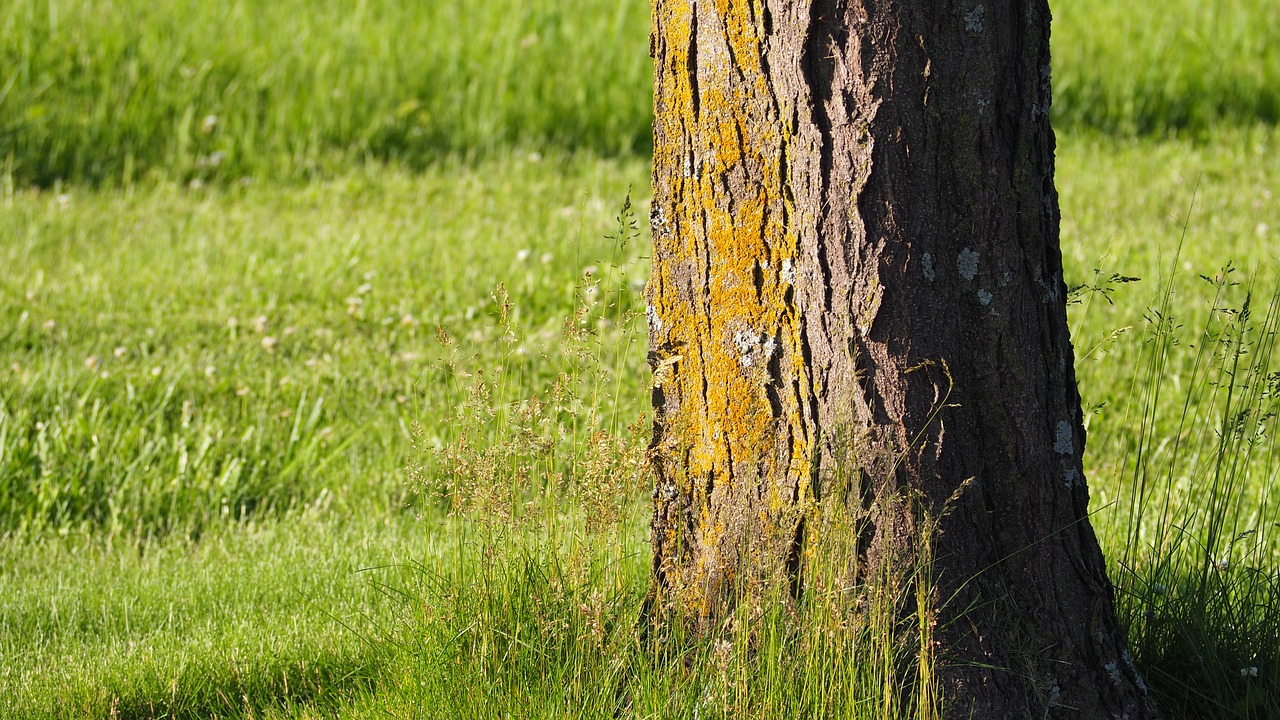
[645,1,1156,717]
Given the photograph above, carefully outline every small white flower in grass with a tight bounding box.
[357,283,373,295]
[1241,666,1259,678]
[1215,558,1230,571]
[201,115,218,134]
[540,252,554,265]
[251,316,268,333]
[151,366,163,377]
[56,193,71,209]
[236,387,250,396]
[205,366,216,377]
[261,336,278,352]
[84,356,101,371]
[42,319,55,331]
[516,249,531,263]
[113,347,127,359]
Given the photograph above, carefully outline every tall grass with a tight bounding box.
[384,190,1280,718]
[1053,0,1280,135]
[0,154,650,536]
[1095,257,1280,719]
[1,0,652,185]
[387,203,946,719]
[2,0,1278,185]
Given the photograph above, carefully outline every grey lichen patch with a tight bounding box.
[1034,265,1059,302]
[1123,650,1150,695]
[1104,661,1124,686]
[781,258,795,284]
[761,336,777,361]
[732,329,776,369]
[1062,468,1080,489]
[977,289,993,306]
[1043,674,1063,707]
[1054,420,1073,455]
[964,4,985,33]
[647,304,664,333]
[957,248,980,281]
[733,330,757,364]
[650,205,669,237]
[922,252,935,282]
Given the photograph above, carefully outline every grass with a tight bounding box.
[3,128,1278,717]
[1053,0,1280,134]
[2,0,1278,185]
[0,153,649,536]
[1,515,414,719]
[1,0,652,185]
[1,0,1279,716]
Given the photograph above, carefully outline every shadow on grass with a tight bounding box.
[104,652,383,720]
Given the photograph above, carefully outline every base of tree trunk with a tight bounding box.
[646,1,1156,717]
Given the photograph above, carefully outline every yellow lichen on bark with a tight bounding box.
[649,0,814,612]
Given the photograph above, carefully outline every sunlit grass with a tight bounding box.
[0,153,650,536]
[1,123,1278,717]
[2,0,1277,185]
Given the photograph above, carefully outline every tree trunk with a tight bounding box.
[645,1,1155,717]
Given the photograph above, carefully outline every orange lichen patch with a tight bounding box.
[650,0,815,588]
[712,0,765,78]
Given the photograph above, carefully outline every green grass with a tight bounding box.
[0,153,650,535]
[1,515,419,719]
[1,0,652,185]
[1053,0,1280,134]
[3,129,1278,718]
[2,0,1278,185]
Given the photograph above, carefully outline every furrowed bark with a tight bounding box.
[646,1,1156,717]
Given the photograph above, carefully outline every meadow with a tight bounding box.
[1,0,1278,718]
